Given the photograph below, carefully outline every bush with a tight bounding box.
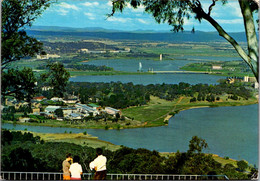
[237,160,248,172]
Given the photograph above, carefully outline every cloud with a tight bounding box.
[59,2,79,11]
[126,2,145,12]
[84,12,96,20]
[56,9,69,16]
[81,2,99,7]
[225,2,242,18]
[216,18,243,24]
[137,18,149,24]
[107,17,132,23]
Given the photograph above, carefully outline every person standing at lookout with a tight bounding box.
[63,153,73,180]
[89,148,107,180]
[69,155,83,180]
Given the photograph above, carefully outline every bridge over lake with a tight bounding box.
[150,70,210,74]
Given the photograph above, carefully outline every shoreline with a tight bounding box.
[6,130,243,167]
[2,101,257,130]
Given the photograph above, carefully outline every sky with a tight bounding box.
[32,0,256,32]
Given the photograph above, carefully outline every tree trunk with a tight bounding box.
[239,0,259,81]
[197,2,258,82]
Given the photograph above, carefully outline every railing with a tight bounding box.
[0,171,229,180]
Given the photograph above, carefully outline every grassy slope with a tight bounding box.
[122,95,258,128]
[6,94,257,130]
[25,131,121,151]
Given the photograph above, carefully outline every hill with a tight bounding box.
[26,26,248,43]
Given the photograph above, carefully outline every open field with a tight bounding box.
[21,131,121,151]
[122,95,258,128]
[5,94,257,130]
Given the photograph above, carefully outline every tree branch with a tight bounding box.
[188,2,258,81]
[208,0,216,16]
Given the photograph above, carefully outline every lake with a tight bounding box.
[2,104,258,166]
[3,57,259,167]
[70,59,222,85]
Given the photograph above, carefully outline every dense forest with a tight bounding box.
[52,81,255,109]
[1,129,255,179]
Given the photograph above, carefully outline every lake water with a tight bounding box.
[2,104,258,166]
[70,59,221,85]
[3,57,259,167]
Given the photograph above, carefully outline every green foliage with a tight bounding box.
[65,64,114,71]
[109,0,259,81]
[0,130,253,179]
[188,136,208,155]
[54,108,64,118]
[2,67,37,101]
[237,160,248,172]
[40,62,70,98]
[1,0,53,68]
[67,82,253,109]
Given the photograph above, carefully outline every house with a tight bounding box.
[31,101,42,108]
[33,96,47,101]
[19,117,30,123]
[63,96,79,104]
[14,101,29,110]
[32,108,40,115]
[51,97,63,102]
[105,107,121,116]
[45,106,61,113]
[5,98,17,106]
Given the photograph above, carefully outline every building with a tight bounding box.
[105,107,121,116]
[32,108,40,115]
[212,65,222,70]
[33,96,47,101]
[51,97,63,102]
[75,103,99,116]
[62,107,77,116]
[19,117,30,123]
[42,86,53,91]
[66,113,83,120]
[63,95,79,104]
[36,54,60,59]
[45,106,61,113]
[87,103,101,111]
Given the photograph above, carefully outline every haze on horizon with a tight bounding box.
[32,0,256,33]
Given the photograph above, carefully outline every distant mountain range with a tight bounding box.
[26,25,249,43]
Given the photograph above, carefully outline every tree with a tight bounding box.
[109,0,259,82]
[2,0,54,101]
[1,0,53,69]
[237,160,248,172]
[2,67,37,101]
[41,62,70,98]
[188,136,208,155]
[55,108,64,118]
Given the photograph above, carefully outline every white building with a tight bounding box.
[75,103,99,116]
[45,106,61,113]
[212,65,222,70]
[105,107,121,116]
